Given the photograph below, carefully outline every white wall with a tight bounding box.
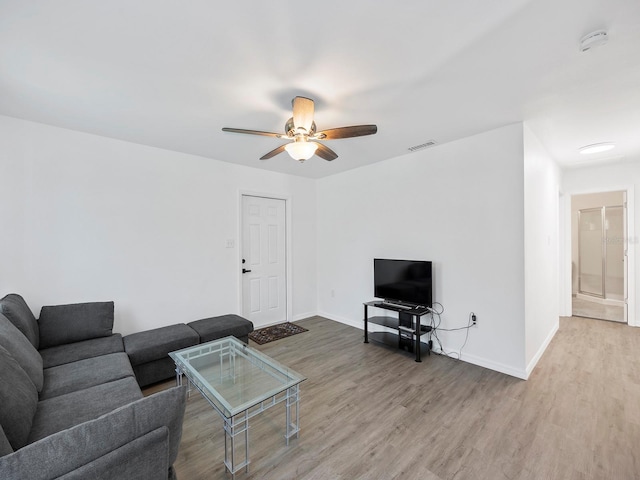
[0,115,317,335]
[0,131,26,288]
[562,160,639,326]
[1,114,569,379]
[317,123,528,378]
[523,124,561,374]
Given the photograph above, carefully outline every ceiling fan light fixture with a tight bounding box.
[285,141,318,162]
[579,142,615,154]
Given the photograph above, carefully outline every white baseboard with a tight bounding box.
[433,344,528,379]
[525,321,559,378]
[316,311,362,330]
[291,311,318,322]
[318,311,529,380]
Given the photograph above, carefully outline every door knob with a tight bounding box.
[242,268,252,274]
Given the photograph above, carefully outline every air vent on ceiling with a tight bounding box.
[407,140,437,152]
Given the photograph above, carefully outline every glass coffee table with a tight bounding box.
[169,336,305,477]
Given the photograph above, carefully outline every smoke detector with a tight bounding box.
[580,30,608,52]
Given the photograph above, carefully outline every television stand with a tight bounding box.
[380,301,412,310]
[363,301,432,362]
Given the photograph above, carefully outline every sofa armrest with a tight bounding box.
[0,386,187,479]
[38,301,114,349]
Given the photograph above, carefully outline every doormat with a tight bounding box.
[248,322,308,345]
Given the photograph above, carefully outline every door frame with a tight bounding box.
[560,185,635,326]
[238,190,293,325]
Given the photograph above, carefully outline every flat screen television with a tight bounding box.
[374,258,432,308]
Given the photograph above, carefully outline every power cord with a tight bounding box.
[428,306,474,360]
[427,302,444,315]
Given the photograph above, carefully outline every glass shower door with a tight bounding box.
[605,206,624,301]
[578,208,604,297]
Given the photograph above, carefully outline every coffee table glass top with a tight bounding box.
[169,336,305,418]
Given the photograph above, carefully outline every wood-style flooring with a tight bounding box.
[144,316,640,480]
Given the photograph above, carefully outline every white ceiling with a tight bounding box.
[1,0,639,178]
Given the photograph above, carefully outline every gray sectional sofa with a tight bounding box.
[0,294,187,480]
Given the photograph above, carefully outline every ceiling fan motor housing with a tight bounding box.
[286,117,316,137]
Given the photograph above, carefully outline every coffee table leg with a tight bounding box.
[174,368,194,398]
[285,384,301,445]
[224,411,250,477]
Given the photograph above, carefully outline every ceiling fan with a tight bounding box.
[222,96,377,162]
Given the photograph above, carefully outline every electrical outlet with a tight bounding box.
[471,313,477,326]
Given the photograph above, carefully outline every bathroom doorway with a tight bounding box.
[572,191,626,322]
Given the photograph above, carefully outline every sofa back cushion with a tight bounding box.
[47,428,169,480]
[0,345,38,450]
[0,387,186,478]
[38,301,114,349]
[0,313,44,392]
[0,424,13,457]
[0,294,39,349]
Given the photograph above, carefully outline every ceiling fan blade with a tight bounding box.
[314,142,338,161]
[222,127,284,138]
[292,97,314,132]
[314,125,378,140]
[260,144,288,160]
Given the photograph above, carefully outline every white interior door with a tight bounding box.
[241,195,287,327]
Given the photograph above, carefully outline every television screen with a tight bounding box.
[374,259,432,307]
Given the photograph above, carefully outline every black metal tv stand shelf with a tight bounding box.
[363,301,433,362]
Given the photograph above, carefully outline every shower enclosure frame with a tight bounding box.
[577,205,625,301]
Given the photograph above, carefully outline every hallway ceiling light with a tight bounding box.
[579,142,616,154]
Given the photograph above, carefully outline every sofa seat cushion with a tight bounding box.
[187,314,254,343]
[0,313,44,392]
[0,345,38,450]
[39,333,124,369]
[0,294,39,349]
[40,352,135,400]
[38,301,114,349]
[124,324,199,366]
[27,376,143,444]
